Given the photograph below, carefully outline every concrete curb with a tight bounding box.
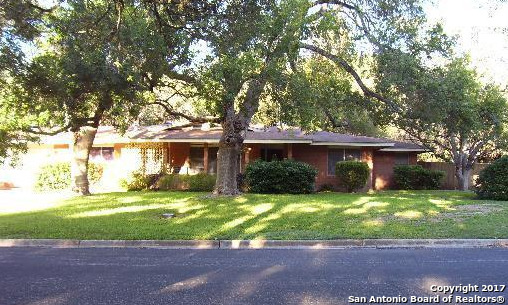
[79,240,219,249]
[0,239,80,248]
[0,239,507,249]
[219,239,363,249]
[0,239,219,249]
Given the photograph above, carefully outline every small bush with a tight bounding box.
[34,163,70,191]
[335,161,370,192]
[475,156,508,200]
[318,183,335,192]
[245,159,318,194]
[187,173,216,191]
[34,162,103,191]
[157,174,184,190]
[156,173,216,192]
[120,171,160,191]
[237,173,246,192]
[393,165,444,190]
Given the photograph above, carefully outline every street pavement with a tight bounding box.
[0,247,507,305]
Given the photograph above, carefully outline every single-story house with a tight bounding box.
[1,123,425,191]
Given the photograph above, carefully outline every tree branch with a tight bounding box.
[166,71,198,85]
[315,0,356,11]
[26,1,55,13]
[323,108,349,129]
[150,102,220,123]
[300,43,401,112]
[312,1,382,48]
[24,124,71,136]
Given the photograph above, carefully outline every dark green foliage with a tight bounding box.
[155,173,216,192]
[318,183,335,192]
[244,159,318,194]
[156,174,183,191]
[475,156,508,200]
[187,173,216,192]
[236,173,246,192]
[393,165,444,190]
[120,171,161,191]
[335,161,370,193]
[34,162,103,191]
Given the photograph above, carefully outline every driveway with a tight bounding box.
[0,247,507,305]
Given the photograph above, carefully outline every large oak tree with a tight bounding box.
[8,0,208,194]
[148,0,450,194]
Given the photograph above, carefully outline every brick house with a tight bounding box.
[1,124,425,190]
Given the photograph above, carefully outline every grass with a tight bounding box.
[0,190,507,240]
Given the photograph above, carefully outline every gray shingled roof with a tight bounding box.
[304,131,390,144]
[379,140,427,151]
[48,125,425,151]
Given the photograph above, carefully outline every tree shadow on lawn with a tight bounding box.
[0,191,506,240]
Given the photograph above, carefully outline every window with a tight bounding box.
[327,148,362,175]
[90,147,114,162]
[207,147,219,174]
[328,150,343,176]
[345,149,362,161]
[260,148,283,162]
[189,147,205,173]
[189,146,219,174]
[394,153,410,165]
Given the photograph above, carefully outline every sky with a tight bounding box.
[424,0,508,85]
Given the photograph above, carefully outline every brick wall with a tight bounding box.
[373,151,418,190]
[292,144,336,189]
[291,145,374,191]
[166,142,418,191]
[169,142,190,174]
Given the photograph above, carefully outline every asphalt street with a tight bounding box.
[0,247,507,305]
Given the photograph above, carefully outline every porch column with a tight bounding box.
[203,143,209,173]
[362,149,374,190]
[113,144,123,159]
[162,143,169,172]
[287,143,293,159]
[245,146,251,164]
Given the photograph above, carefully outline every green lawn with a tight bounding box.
[0,190,507,240]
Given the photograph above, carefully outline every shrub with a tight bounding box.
[475,156,508,200]
[244,159,318,194]
[156,173,216,192]
[157,174,184,191]
[236,173,246,192]
[318,183,335,192]
[34,162,103,191]
[187,173,216,191]
[335,161,370,192]
[393,165,444,190]
[120,171,160,191]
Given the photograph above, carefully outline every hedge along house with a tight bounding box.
[1,123,425,191]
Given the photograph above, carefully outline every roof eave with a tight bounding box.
[244,139,312,144]
[379,148,427,152]
[310,142,395,147]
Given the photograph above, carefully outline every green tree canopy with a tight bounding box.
[378,56,508,190]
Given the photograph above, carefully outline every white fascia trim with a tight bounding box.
[379,148,427,152]
[127,138,220,143]
[310,142,395,147]
[105,139,311,144]
[244,139,312,144]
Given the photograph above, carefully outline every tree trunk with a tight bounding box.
[214,122,244,195]
[455,164,472,191]
[213,74,268,195]
[71,126,98,195]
